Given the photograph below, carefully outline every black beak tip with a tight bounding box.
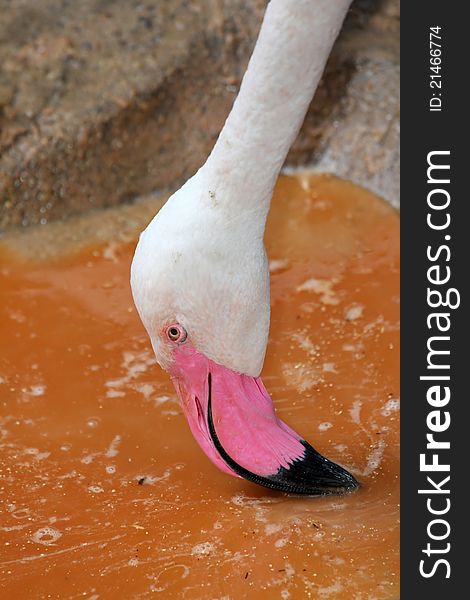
[268,441,360,496]
[330,462,360,493]
[273,441,360,496]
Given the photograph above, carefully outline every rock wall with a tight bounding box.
[0,0,399,230]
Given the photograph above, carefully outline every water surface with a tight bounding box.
[0,174,399,598]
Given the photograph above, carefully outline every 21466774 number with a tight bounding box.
[429,26,442,111]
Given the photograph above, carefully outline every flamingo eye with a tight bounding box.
[166,324,187,343]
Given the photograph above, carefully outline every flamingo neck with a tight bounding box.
[199,0,351,232]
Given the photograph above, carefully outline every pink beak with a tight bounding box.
[169,343,358,496]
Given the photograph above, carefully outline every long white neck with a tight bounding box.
[199,0,352,232]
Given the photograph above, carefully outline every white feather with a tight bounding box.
[131,0,351,376]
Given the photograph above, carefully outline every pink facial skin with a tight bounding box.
[169,342,306,478]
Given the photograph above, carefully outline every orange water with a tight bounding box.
[0,174,399,599]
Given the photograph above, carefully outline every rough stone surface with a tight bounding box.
[308,1,400,208]
[0,0,399,231]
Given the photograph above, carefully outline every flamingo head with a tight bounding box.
[130,171,358,495]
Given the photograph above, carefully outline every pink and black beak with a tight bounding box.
[170,343,359,496]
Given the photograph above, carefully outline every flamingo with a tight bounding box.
[131,0,358,495]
